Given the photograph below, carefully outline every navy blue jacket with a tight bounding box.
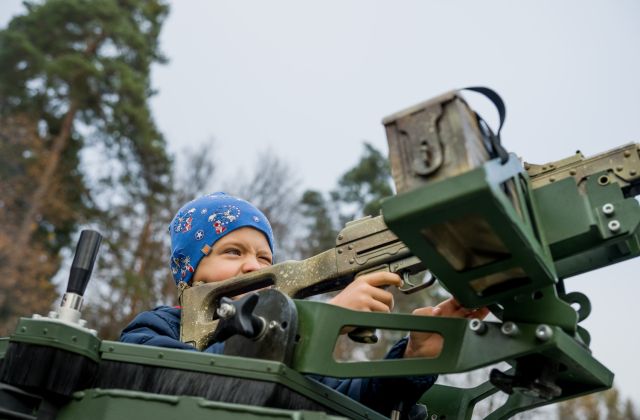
[120,306,436,416]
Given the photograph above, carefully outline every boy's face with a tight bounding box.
[192,227,273,284]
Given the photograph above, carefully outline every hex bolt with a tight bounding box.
[469,319,488,335]
[602,203,615,216]
[501,322,519,337]
[608,220,621,233]
[535,324,553,342]
[217,302,236,319]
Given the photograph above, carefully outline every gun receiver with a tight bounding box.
[525,143,640,198]
[526,143,640,279]
[181,215,426,350]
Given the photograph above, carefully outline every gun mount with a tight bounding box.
[0,88,638,419]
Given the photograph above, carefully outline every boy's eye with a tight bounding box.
[224,248,241,256]
[259,256,273,265]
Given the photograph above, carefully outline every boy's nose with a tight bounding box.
[241,256,261,273]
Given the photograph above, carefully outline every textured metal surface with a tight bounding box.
[383,90,491,194]
[525,143,640,195]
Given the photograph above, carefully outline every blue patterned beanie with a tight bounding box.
[169,192,275,287]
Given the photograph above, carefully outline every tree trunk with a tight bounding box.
[0,101,78,308]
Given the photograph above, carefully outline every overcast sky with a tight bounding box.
[2,0,639,409]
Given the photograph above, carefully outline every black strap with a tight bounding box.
[462,86,509,163]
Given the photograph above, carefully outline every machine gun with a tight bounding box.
[179,87,640,417]
[1,88,638,420]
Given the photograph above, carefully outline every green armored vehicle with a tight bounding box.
[1,88,638,419]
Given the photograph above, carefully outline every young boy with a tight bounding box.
[120,192,488,415]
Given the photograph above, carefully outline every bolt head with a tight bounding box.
[608,220,621,233]
[501,322,519,336]
[469,319,487,334]
[535,324,553,341]
[217,303,236,319]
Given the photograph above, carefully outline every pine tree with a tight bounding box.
[298,190,338,259]
[331,142,394,221]
[0,0,171,333]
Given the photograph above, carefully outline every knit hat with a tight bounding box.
[169,192,274,287]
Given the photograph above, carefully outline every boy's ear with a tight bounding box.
[201,245,212,255]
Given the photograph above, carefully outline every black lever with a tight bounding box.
[211,293,266,343]
[67,230,102,296]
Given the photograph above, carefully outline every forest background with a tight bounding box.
[0,1,639,419]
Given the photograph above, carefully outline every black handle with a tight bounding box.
[211,293,265,343]
[67,230,102,295]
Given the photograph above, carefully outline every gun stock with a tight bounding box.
[180,215,426,350]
